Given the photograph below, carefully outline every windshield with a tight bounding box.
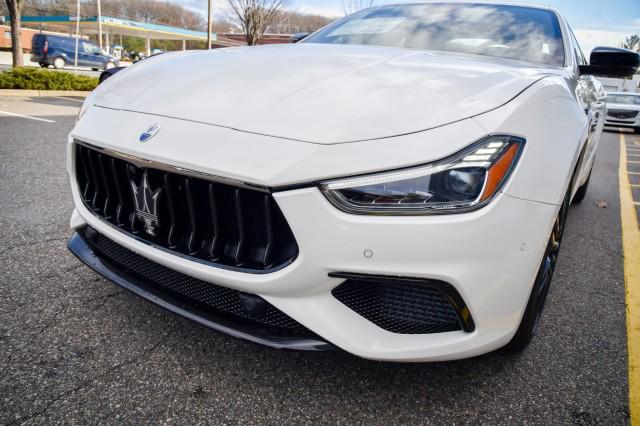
[304,3,565,67]
[606,94,640,105]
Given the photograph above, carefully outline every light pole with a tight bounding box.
[74,0,80,74]
[207,0,213,49]
[97,0,103,52]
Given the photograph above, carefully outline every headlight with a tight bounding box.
[320,135,525,215]
[76,102,92,123]
[76,87,99,123]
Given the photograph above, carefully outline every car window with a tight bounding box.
[304,3,565,67]
[82,42,101,54]
[568,28,587,66]
[606,94,640,105]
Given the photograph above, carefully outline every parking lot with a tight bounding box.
[0,96,638,424]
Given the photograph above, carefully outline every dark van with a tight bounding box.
[31,34,119,71]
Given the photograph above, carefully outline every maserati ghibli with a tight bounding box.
[67,2,640,361]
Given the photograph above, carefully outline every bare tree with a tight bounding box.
[342,0,374,16]
[269,10,333,34]
[227,0,287,46]
[622,34,640,53]
[5,0,26,67]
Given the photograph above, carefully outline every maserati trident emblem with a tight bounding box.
[139,124,160,143]
[131,171,162,236]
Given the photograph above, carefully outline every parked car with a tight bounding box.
[68,2,639,362]
[604,92,640,133]
[31,34,119,71]
[98,66,124,84]
[99,52,164,84]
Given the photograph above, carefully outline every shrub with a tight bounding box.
[0,67,98,91]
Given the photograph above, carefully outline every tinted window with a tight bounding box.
[568,28,586,66]
[304,3,565,67]
[606,94,640,105]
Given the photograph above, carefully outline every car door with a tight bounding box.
[571,28,605,183]
[79,41,99,67]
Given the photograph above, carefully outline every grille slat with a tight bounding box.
[233,189,246,266]
[164,173,178,248]
[109,158,126,226]
[74,143,298,272]
[262,195,274,268]
[78,146,93,200]
[86,149,102,210]
[184,177,199,255]
[207,183,221,260]
[97,154,113,219]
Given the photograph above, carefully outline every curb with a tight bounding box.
[0,89,91,97]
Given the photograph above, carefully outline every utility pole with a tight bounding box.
[74,0,81,73]
[97,0,103,52]
[207,0,213,49]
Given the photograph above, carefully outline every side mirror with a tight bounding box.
[290,33,310,43]
[579,46,640,78]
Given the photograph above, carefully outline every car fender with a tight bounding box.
[474,75,589,206]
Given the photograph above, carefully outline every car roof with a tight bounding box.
[375,1,557,12]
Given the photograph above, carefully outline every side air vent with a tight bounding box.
[331,273,475,334]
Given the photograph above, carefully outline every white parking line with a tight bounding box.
[0,110,56,123]
[58,97,85,104]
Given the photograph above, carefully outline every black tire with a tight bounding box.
[635,127,640,135]
[39,63,48,68]
[572,170,591,205]
[506,186,571,351]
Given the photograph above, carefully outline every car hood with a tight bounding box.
[93,44,550,144]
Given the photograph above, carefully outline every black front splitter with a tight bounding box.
[68,232,333,351]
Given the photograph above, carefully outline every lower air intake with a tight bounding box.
[331,274,474,334]
[82,228,314,336]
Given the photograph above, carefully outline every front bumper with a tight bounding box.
[69,171,559,361]
[69,229,332,350]
[604,117,639,129]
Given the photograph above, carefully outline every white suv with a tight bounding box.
[604,92,640,133]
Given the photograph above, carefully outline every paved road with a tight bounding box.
[0,96,633,424]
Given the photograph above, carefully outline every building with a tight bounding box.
[0,24,87,52]
[598,75,640,93]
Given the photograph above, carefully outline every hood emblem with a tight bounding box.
[131,171,162,236]
[139,124,160,143]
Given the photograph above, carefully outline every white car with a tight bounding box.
[67,2,639,362]
[604,92,640,133]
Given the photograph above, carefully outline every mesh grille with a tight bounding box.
[607,110,639,119]
[86,230,312,335]
[332,279,463,334]
[74,142,298,272]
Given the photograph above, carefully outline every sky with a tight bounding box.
[194,0,640,54]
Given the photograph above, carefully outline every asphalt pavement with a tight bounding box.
[0,96,633,424]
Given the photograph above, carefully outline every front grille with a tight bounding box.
[332,275,473,334]
[83,228,313,336]
[74,142,298,272]
[607,109,639,119]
